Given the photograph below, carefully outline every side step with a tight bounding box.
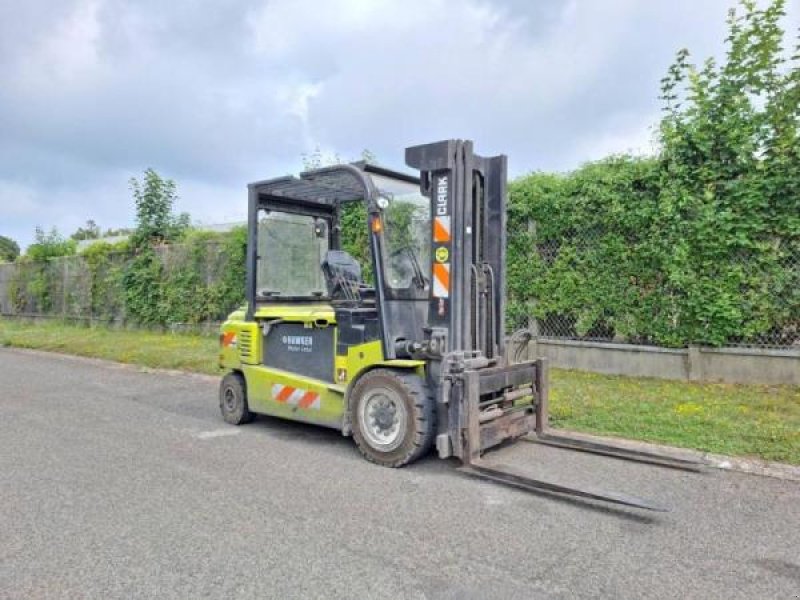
[458,460,668,512]
[528,433,705,472]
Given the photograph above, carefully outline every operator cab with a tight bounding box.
[246,162,431,361]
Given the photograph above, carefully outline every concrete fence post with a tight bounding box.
[687,345,703,381]
[527,315,539,360]
[62,259,68,318]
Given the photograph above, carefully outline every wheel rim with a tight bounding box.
[357,386,407,452]
[223,387,238,413]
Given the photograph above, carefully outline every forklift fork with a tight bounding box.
[530,359,703,472]
[453,358,703,512]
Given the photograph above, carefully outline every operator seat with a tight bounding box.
[321,250,374,303]
[322,250,379,353]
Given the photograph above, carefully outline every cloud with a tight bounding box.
[0,182,42,218]
[0,0,796,248]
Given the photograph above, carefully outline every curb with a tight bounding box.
[554,429,800,483]
[3,346,799,483]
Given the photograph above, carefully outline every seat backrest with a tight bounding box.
[321,250,362,302]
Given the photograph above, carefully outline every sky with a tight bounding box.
[1,0,798,249]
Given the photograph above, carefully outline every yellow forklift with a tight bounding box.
[218,139,701,511]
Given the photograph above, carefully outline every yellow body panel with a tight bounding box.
[243,364,344,429]
[218,320,261,368]
[254,304,335,322]
[337,340,424,385]
[219,305,425,431]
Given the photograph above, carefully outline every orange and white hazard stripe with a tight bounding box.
[271,383,321,410]
[432,262,450,298]
[433,216,451,243]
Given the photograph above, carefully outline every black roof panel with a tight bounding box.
[249,163,419,207]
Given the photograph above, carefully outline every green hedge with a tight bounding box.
[4,182,798,347]
[1,227,247,328]
[120,228,247,326]
[507,154,799,347]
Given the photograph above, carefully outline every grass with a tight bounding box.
[549,369,800,465]
[0,318,219,375]
[2,318,798,464]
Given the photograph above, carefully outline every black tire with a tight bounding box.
[219,372,254,425]
[350,369,435,468]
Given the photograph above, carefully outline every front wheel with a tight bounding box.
[350,369,435,467]
[219,372,254,425]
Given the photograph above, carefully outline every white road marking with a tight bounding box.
[195,428,242,439]
[482,491,508,507]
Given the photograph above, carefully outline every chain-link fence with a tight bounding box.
[0,241,244,330]
[2,226,798,349]
[506,223,800,350]
[0,255,116,319]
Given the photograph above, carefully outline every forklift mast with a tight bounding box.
[406,140,507,362]
[399,140,540,464]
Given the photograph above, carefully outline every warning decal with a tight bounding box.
[432,262,450,298]
[433,216,451,243]
[271,384,321,410]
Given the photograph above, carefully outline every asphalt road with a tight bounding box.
[1,348,799,599]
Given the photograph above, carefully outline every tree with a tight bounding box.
[129,168,189,246]
[70,219,102,241]
[26,227,76,261]
[103,227,133,237]
[360,149,379,164]
[301,147,380,170]
[655,0,800,345]
[301,146,342,170]
[0,235,20,262]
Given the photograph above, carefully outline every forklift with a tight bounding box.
[218,139,701,511]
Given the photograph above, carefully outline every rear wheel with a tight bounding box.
[351,369,435,467]
[219,372,254,425]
